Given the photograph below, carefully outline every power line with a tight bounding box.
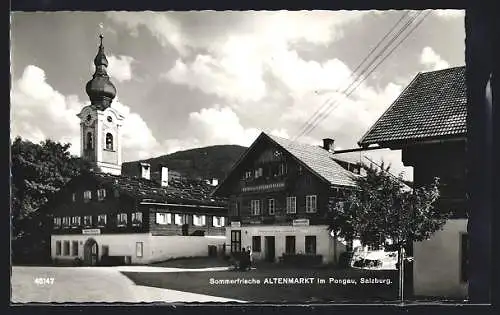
[292,11,412,140]
[294,10,431,141]
[294,11,425,141]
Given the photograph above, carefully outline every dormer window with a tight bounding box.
[83,190,92,202]
[97,188,106,201]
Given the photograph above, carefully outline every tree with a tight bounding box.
[328,162,451,299]
[10,137,90,263]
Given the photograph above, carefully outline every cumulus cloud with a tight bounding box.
[10,65,162,161]
[107,55,135,82]
[420,46,450,71]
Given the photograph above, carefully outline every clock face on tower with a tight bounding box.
[84,113,95,127]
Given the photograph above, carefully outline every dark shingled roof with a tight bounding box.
[91,172,226,207]
[358,66,466,146]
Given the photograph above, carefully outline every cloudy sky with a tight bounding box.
[10,10,465,180]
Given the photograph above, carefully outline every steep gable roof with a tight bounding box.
[88,172,226,207]
[213,132,359,196]
[358,66,466,147]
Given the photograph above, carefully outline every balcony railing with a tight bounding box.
[241,181,286,193]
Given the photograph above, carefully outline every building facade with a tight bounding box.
[358,66,468,298]
[213,133,363,265]
[49,35,227,266]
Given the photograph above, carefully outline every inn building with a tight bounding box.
[213,132,364,265]
[49,35,227,266]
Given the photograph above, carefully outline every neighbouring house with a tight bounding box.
[358,66,468,298]
[212,132,365,265]
[49,35,227,266]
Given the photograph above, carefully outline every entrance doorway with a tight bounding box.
[230,230,241,253]
[265,236,275,262]
[83,238,99,266]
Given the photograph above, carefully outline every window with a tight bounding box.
[306,195,317,213]
[105,133,113,150]
[102,245,109,256]
[53,217,61,229]
[252,236,261,252]
[245,171,253,179]
[117,213,128,227]
[212,216,225,227]
[461,233,469,282]
[62,217,71,228]
[254,167,263,178]
[136,242,143,257]
[279,163,287,176]
[83,215,92,227]
[251,200,261,216]
[86,132,93,149]
[193,215,206,226]
[71,216,81,228]
[55,241,61,256]
[97,214,107,227]
[268,199,276,215]
[286,236,296,254]
[63,241,70,256]
[72,241,79,256]
[83,190,92,202]
[97,188,106,201]
[182,214,190,225]
[156,212,169,225]
[72,193,76,202]
[286,196,296,214]
[132,212,143,226]
[231,230,241,253]
[305,236,317,255]
[174,214,183,225]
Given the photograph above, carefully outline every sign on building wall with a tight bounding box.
[82,229,101,235]
[292,219,310,227]
[231,221,241,228]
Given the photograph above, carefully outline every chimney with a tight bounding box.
[211,178,219,187]
[322,138,335,152]
[139,162,151,180]
[161,166,169,187]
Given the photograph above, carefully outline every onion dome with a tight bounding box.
[85,34,116,110]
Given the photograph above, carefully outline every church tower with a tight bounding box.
[77,34,125,175]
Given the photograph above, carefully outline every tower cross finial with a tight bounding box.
[98,22,104,46]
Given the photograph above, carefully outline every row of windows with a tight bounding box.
[244,163,288,180]
[54,241,143,258]
[250,235,317,255]
[248,195,317,216]
[72,188,109,203]
[155,213,226,227]
[53,212,143,229]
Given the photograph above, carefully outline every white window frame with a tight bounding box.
[136,242,143,258]
[245,171,253,179]
[83,215,92,227]
[251,200,261,216]
[182,214,190,225]
[193,214,206,226]
[53,217,61,229]
[62,216,71,228]
[254,167,263,178]
[268,199,276,215]
[97,188,106,201]
[305,195,317,213]
[156,212,168,225]
[174,214,183,226]
[71,216,81,228]
[132,212,143,226]
[83,190,92,202]
[286,196,297,214]
[97,214,107,227]
[117,213,128,227]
